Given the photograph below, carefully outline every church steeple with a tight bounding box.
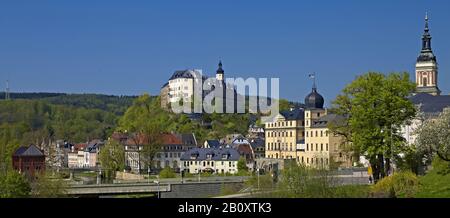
[216,61,224,81]
[415,12,440,96]
[422,12,432,51]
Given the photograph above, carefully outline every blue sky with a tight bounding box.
[1,0,449,106]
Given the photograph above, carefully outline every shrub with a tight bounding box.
[371,171,419,198]
[431,157,450,175]
[0,171,31,198]
[159,167,176,178]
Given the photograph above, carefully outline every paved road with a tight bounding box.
[113,176,250,185]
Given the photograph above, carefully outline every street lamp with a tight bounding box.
[154,175,160,198]
[148,166,151,184]
[257,168,260,190]
[198,163,201,182]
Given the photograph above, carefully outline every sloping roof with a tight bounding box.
[180,147,240,161]
[169,70,195,80]
[280,108,305,120]
[161,133,183,145]
[74,143,87,151]
[123,133,183,146]
[14,145,44,157]
[410,93,450,114]
[111,132,128,141]
[249,138,265,148]
[13,146,28,156]
[175,133,197,146]
[206,140,221,148]
[168,70,207,81]
[311,114,346,128]
[234,144,253,155]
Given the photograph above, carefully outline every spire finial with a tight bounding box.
[308,73,317,91]
[216,60,224,75]
[425,12,429,31]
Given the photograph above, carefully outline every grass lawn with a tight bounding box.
[416,169,450,198]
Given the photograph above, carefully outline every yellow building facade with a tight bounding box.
[264,85,352,168]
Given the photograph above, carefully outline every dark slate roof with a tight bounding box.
[175,133,197,146]
[13,146,28,156]
[206,140,221,148]
[311,114,346,128]
[86,141,103,153]
[169,70,195,80]
[249,138,265,148]
[180,148,240,161]
[305,88,325,109]
[168,70,208,81]
[417,50,437,63]
[280,108,305,120]
[410,93,450,114]
[14,145,45,157]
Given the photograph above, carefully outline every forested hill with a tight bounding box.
[0,92,140,115]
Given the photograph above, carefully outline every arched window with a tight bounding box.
[423,77,428,86]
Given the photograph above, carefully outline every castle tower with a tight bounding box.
[415,13,441,96]
[216,61,224,81]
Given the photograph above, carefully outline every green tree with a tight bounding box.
[31,173,67,198]
[416,108,450,162]
[277,162,335,198]
[0,171,31,198]
[99,139,125,179]
[159,166,176,178]
[118,94,164,173]
[278,99,291,111]
[237,157,248,172]
[329,72,416,182]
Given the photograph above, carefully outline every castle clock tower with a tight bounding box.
[415,13,441,96]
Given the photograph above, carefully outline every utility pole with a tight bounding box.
[5,80,10,100]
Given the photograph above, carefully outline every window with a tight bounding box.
[320,131,323,137]
[290,131,292,137]
[306,144,309,151]
[317,113,320,117]
[306,131,308,137]
[316,144,318,151]
[321,144,323,151]
[302,156,304,163]
[315,131,318,137]
[326,144,328,151]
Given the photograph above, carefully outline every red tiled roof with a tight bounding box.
[161,133,182,145]
[236,144,253,155]
[74,143,87,151]
[112,132,182,146]
[111,132,128,141]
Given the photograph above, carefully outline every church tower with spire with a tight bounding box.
[216,61,224,81]
[415,13,441,96]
